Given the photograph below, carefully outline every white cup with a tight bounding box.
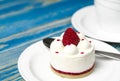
[94,0,120,33]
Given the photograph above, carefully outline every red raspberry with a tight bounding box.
[62,28,80,46]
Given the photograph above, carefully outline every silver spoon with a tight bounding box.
[87,38,120,60]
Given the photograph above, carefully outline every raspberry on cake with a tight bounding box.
[50,28,95,78]
[62,28,80,46]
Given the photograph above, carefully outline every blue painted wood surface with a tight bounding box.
[0,0,120,81]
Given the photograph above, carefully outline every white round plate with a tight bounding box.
[18,40,120,81]
[71,5,120,43]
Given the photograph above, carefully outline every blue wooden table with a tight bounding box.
[0,0,120,81]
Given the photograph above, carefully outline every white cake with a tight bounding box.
[50,28,95,78]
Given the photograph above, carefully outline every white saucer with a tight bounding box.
[71,5,120,43]
[18,41,120,81]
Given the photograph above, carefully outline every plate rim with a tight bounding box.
[18,41,42,81]
[71,5,120,43]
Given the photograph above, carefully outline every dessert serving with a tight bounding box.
[43,28,95,79]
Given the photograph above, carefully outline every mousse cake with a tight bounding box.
[43,28,95,78]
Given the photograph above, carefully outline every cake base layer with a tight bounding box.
[51,64,95,79]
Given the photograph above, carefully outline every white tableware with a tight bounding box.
[18,41,120,81]
[95,0,120,11]
[71,5,120,42]
[95,0,120,33]
[106,0,120,3]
